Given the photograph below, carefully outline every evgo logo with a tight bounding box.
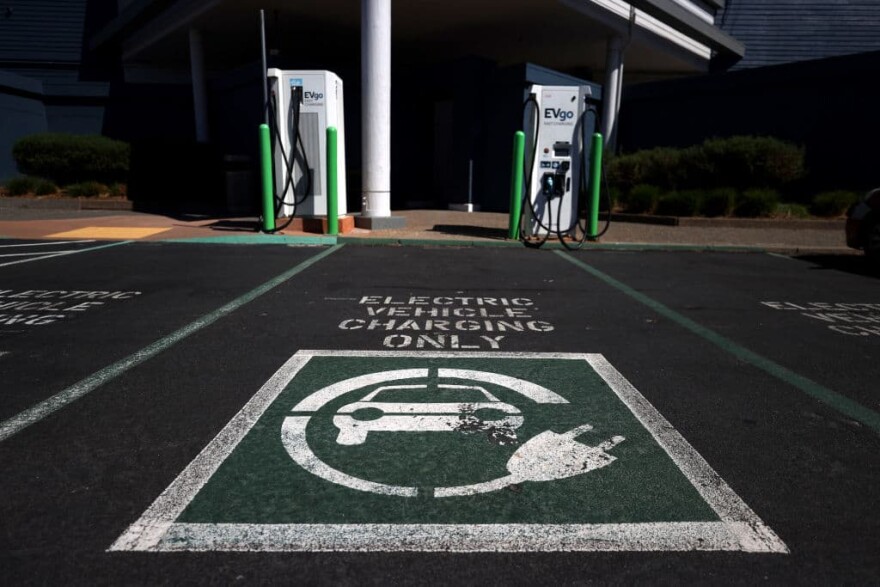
[544,108,575,122]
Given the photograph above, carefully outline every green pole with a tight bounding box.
[259,123,275,232]
[508,131,525,240]
[326,126,339,236]
[588,132,604,239]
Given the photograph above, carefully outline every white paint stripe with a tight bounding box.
[109,353,315,551]
[433,475,515,498]
[0,240,96,248]
[0,250,80,258]
[438,368,568,404]
[0,240,131,268]
[0,246,342,443]
[291,369,429,411]
[0,252,68,267]
[586,355,788,553]
[296,350,598,359]
[155,521,760,552]
[281,417,418,496]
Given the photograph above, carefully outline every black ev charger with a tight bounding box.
[520,93,612,250]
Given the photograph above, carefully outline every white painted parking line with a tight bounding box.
[0,245,342,442]
[0,251,81,258]
[0,241,131,268]
[0,240,96,248]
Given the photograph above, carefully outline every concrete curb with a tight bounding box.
[153,237,856,256]
[609,212,844,230]
[677,216,844,230]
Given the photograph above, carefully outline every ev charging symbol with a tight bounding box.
[281,369,625,497]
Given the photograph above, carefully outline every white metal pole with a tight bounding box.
[361,0,392,217]
[601,36,625,151]
[189,27,209,143]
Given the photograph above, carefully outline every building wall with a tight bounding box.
[0,0,118,181]
[0,73,49,180]
[618,50,880,192]
[0,0,88,65]
[618,0,880,192]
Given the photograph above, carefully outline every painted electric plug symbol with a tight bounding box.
[435,423,624,497]
[505,423,625,483]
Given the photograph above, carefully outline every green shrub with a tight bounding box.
[5,176,38,196]
[810,190,859,217]
[13,133,130,186]
[607,148,687,193]
[775,203,811,219]
[108,183,128,198]
[4,176,58,196]
[621,184,661,213]
[34,178,58,195]
[65,181,108,198]
[608,136,805,195]
[605,153,642,195]
[701,187,737,217]
[655,190,702,217]
[734,189,780,217]
[700,136,804,190]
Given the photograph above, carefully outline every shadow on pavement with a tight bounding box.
[207,219,262,233]
[793,254,880,278]
[429,224,507,240]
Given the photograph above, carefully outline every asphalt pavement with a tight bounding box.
[0,218,877,583]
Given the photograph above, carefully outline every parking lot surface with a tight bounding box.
[0,240,877,583]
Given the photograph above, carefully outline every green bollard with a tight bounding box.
[508,131,525,240]
[588,132,604,239]
[259,123,275,232]
[326,127,339,236]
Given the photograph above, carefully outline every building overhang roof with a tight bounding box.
[91,0,742,77]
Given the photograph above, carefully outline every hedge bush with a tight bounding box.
[701,187,737,217]
[699,136,804,190]
[4,176,58,196]
[607,136,805,194]
[109,183,127,198]
[810,190,860,217]
[13,133,130,186]
[620,184,661,213]
[606,148,688,194]
[655,190,702,217]
[65,181,109,198]
[775,203,811,219]
[734,189,780,217]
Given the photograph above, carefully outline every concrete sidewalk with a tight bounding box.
[0,204,851,254]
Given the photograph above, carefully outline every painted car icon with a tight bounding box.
[333,384,523,445]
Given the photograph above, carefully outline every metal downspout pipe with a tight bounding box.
[601,36,625,151]
[189,28,210,143]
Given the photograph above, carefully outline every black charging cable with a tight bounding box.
[261,85,313,232]
[520,94,554,248]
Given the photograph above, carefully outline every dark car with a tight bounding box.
[845,188,880,262]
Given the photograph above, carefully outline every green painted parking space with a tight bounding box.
[114,351,785,553]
